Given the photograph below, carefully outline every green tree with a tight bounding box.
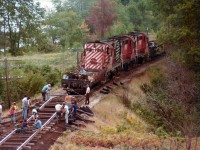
[152,0,200,70]
[45,10,89,48]
[0,0,44,56]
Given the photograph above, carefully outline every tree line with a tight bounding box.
[0,0,158,55]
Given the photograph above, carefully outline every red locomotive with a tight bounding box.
[61,32,163,94]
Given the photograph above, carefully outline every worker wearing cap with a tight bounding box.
[41,84,51,101]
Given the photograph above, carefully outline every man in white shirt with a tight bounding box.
[22,96,29,119]
[55,103,62,118]
[62,102,69,125]
[85,84,90,105]
[0,102,3,124]
[31,108,38,120]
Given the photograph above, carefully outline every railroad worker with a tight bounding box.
[85,84,90,105]
[31,107,38,120]
[13,101,18,111]
[0,102,3,124]
[62,102,69,125]
[22,96,30,119]
[63,72,69,79]
[70,101,77,122]
[79,66,87,74]
[55,103,62,119]
[41,84,51,101]
[16,119,29,133]
[9,102,17,124]
[46,86,51,101]
[27,97,31,116]
[33,117,42,129]
[64,93,75,103]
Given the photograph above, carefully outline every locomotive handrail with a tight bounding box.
[17,112,57,150]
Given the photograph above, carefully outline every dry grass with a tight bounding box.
[50,76,160,150]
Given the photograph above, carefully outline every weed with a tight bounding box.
[140,83,152,93]
[100,126,116,134]
[116,123,130,133]
[121,89,131,109]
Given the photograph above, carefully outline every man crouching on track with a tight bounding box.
[61,102,69,126]
[33,117,42,129]
[55,102,62,120]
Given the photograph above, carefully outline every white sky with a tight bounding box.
[34,0,54,11]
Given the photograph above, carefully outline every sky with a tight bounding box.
[34,0,54,11]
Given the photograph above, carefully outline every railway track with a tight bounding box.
[99,54,166,95]
[0,55,165,150]
[0,95,94,150]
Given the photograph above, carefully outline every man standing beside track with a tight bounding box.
[41,84,51,101]
[85,84,90,105]
[0,102,3,125]
[62,102,69,126]
[22,96,30,119]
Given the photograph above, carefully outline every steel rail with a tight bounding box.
[0,96,54,146]
[39,96,55,110]
[16,112,57,150]
[0,129,17,145]
[0,115,34,146]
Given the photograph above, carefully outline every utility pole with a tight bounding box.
[0,58,23,108]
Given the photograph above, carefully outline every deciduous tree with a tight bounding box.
[0,0,44,55]
[87,0,117,39]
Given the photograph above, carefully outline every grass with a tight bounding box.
[1,51,78,72]
[50,77,159,150]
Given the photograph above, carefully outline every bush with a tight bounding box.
[147,66,166,88]
[140,83,152,93]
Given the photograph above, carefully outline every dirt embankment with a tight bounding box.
[49,58,166,150]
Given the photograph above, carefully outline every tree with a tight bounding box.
[45,10,89,48]
[87,0,117,39]
[0,0,44,56]
[152,0,200,70]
